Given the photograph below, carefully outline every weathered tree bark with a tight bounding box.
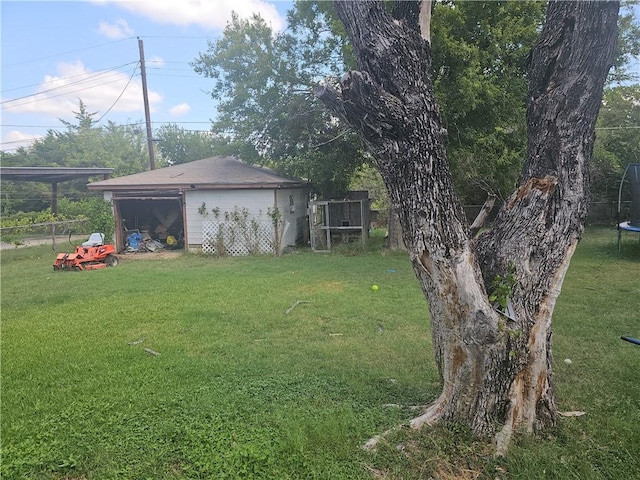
[315,0,618,452]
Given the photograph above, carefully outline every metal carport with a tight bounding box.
[0,167,113,216]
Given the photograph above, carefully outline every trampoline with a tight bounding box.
[617,163,640,251]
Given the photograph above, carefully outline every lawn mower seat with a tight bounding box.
[82,233,105,247]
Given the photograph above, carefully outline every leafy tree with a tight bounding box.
[59,197,115,240]
[53,197,115,240]
[100,121,151,176]
[317,0,618,453]
[430,1,545,204]
[592,85,640,203]
[349,162,387,212]
[609,1,640,83]
[429,1,638,204]
[155,124,218,165]
[192,8,365,196]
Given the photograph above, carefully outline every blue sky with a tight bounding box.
[1,0,293,152]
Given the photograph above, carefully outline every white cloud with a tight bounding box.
[1,61,163,120]
[169,103,191,115]
[0,131,43,151]
[91,0,286,31]
[97,18,134,39]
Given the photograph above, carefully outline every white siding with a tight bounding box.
[185,189,276,248]
[275,188,308,247]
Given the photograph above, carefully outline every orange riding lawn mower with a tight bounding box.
[53,233,119,271]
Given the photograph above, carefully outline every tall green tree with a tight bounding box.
[155,124,218,165]
[22,101,148,176]
[430,1,545,204]
[192,8,365,196]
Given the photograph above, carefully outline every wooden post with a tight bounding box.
[138,37,156,170]
[51,182,58,217]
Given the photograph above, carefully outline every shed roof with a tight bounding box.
[87,156,307,191]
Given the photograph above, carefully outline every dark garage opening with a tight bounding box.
[112,194,185,252]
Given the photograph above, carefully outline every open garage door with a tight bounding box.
[112,192,186,252]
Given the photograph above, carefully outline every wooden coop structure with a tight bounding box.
[309,193,370,251]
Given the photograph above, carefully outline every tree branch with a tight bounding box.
[418,0,432,43]
[469,194,497,238]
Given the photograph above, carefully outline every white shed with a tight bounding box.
[88,156,309,254]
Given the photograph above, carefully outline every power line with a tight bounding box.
[95,66,139,124]
[0,121,213,129]
[0,138,45,146]
[1,124,64,128]
[0,121,215,151]
[1,62,138,95]
[595,126,640,130]
[147,74,205,79]
[1,75,139,111]
[137,35,215,40]
[151,121,212,124]
[2,58,200,98]
[1,63,138,105]
[1,33,216,72]
[147,66,196,72]
[4,117,637,131]
[1,37,136,69]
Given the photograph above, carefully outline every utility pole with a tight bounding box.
[138,37,156,170]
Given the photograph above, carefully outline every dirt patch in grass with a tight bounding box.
[117,250,183,261]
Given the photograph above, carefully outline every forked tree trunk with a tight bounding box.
[315,0,619,452]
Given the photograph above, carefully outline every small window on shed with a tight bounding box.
[289,194,295,213]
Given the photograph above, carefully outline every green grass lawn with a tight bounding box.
[1,228,638,479]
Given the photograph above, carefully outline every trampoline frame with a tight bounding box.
[616,163,640,252]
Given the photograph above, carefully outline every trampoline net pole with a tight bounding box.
[629,164,640,227]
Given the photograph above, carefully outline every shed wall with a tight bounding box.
[185,189,272,247]
[185,188,307,250]
[274,188,308,247]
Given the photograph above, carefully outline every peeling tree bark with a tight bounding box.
[469,194,497,238]
[315,0,619,452]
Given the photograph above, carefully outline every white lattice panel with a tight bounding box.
[202,220,275,256]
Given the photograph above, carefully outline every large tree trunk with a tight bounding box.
[315,0,618,452]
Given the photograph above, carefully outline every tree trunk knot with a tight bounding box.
[506,175,558,209]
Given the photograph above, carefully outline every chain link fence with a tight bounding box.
[462,201,628,227]
[0,218,90,250]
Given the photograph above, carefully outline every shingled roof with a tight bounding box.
[87,156,307,191]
